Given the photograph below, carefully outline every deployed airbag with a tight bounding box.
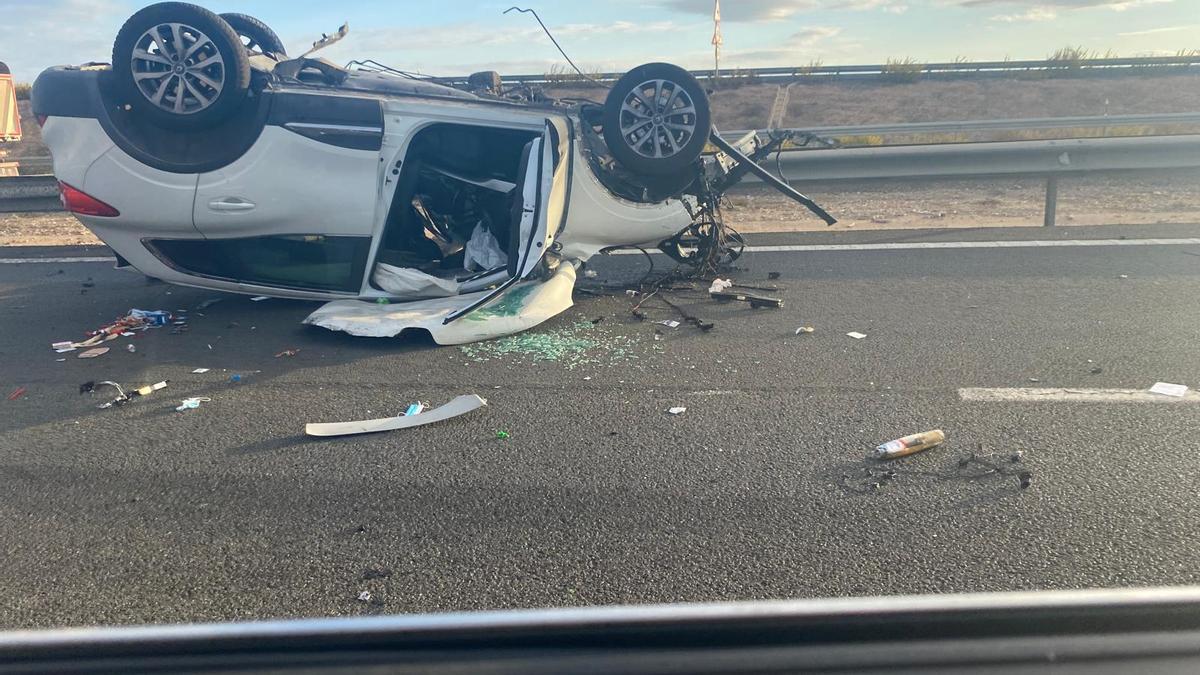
[373,262,459,298]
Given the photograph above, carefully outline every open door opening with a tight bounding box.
[371,123,541,299]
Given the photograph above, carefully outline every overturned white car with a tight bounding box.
[34,2,833,343]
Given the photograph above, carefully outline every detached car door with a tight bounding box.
[190,93,383,294]
[443,116,568,323]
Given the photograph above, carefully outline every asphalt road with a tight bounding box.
[3,224,1200,630]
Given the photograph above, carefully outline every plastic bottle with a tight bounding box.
[874,429,945,459]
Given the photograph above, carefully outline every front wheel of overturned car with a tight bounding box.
[602,62,711,177]
[112,2,251,130]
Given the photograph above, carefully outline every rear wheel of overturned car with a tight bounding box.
[112,2,251,129]
[220,12,287,57]
[602,62,711,176]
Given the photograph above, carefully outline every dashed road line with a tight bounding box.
[959,387,1200,403]
[0,256,112,264]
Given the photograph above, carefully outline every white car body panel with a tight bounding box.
[194,126,379,239]
[556,131,693,261]
[304,263,576,345]
[41,117,112,190]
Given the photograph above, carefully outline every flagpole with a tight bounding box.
[712,0,722,87]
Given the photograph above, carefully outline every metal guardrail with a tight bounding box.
[5,132,1200,223]
[762,112,1200,139]
[449,55,1200,85]
[0,174,59,213]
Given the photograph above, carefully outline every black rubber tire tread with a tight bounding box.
[602,62,711,177]
[220,13,287,56]
[112,2,250,130]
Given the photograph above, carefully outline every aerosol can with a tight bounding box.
[874,429,945,459]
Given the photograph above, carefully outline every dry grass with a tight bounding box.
[547,73,1200,131]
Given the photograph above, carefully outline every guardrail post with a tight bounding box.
[1043,176,1058,227]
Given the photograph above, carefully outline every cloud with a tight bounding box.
[956,0,1172,8]
[1117,23,1200,35]
[661,0,906,21]
[324,19,682,58]
[989,6,1059,20]
[790,26,844,46]
[0,0,130,80]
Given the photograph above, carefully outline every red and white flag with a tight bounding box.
[712,0,722,47]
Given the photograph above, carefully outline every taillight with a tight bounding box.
[58,182,119,217]
[35,115,47,127]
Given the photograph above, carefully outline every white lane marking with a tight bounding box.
[0,256,112,264]
[959,387,1200,403]
[3,238,1197,264]
[610,238,1200,255]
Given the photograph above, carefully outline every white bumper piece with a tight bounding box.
[303,263,576,344]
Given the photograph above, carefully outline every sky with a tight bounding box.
[0,0,1197,82]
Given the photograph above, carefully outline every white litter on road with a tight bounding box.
[1149,382,1189,397]
[959,387,1200,403]
[846,331,867,339]
[190,368,210,374]
[667,407,687,415]
[305,394,487,437]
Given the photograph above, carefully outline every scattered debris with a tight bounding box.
[495,430,510,440]
[460,322,638,369]
[1150,382,1188,397]
[707,278,733,294]
[1028,377,1040,383]
[126,344,136,353]
[191,368,210,374]
[874,429,945,459]
[7,387,27,401]
[768,272,781,280]
[842,443,1032,494]
[274,348,300,358]
[250,296,269,302]
[91,380,169,409]
[667,406,687,415]
[79,381,95,395]
[584,269,598,278]
[175,397,210,412]
[356,591,372,602]
[52,308,174,352]
[1089,366,1103,375]
[1117,274,1128,279]
[229,374,244,384]
[656,320,681,329]
[846,331,867,340]
[77,347,109,359]
[305,394,488,437]
[361,568,392,581]
[404,403,425,416]
[795,326,814,335]
[653,329,663,341]
[710,289,784,309]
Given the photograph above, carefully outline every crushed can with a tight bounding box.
[874,429,945,459]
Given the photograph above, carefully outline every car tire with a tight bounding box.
[602,62,711,176]
[112,2,250,130]
[220,13,287,57]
